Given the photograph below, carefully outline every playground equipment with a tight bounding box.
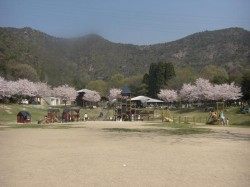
[113,87,156,121]
[70,108,81,121]
[161,109,173,122]
[207,102,225,124]
[113,87,132,121]
[62,108,71,122]
[17,111,31,123]
[47,108,60,122]
[61,108,81,122]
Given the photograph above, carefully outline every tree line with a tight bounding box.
[1,61,249,105]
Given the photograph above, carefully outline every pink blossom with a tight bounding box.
[158,89,178,102]
[35,82,52,97]
[179,78,242,102]
[83,89,101,102]
[15,79,38,97]
[179,83,197,102]
[108,88,121,101]
[53,84,77,102]
[213,83,242,101]
[193,78,213,101]
[0,77,8,98]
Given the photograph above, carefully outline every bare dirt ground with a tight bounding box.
[0,121,250,187]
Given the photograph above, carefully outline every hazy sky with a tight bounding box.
[0,0,249,45]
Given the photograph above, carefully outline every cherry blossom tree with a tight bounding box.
[0,78,22,103]
[193,78,214,101]
[35,82,52,98]
[213,83,242,101]
[108,88,121,101]
[0,76,8,99]
[180,78,216,102]
[179,78,242,103]
[158,89,178,102]
[228,82,243,100]
[5,80,19,98]
[179,83,197,102]
[53,84,77,104]
[15,79,38,97]
[82,89,101,103]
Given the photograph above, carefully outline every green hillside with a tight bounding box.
[0,27,249,88]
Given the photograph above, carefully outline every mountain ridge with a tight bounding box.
[0,27,249,87]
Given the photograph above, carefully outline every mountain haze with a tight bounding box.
[0,27,249,87]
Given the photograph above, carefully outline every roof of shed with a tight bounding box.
[121,87,131,94]
[17,111,31,117]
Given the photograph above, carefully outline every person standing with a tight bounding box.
[84,113,88,121]
[219,111,225,125]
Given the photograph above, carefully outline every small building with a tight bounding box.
[17,111,31,123]
[76,89,89,107]
[76,89,99,108]
[43,97,62,106]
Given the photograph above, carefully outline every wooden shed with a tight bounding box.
[17,111,31,123]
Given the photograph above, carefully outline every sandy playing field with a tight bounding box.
[0,121,250,187]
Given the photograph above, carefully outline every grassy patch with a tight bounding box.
[0,104,47,122]
[230,120,250,128]
[167,128,213,135]
[144,122,194,128]
[103,127,213,135]
[9,124,85,129]
[170,107,250,127]
[0,104,108,123]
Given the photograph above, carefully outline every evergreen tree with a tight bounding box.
[145,62,175,98]
[241,72,250,103]
[164,62,176,81]
[147,63,157,97]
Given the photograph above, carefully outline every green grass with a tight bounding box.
[0,104,106,124]
[0,104,249,127]
[9,124,86,129]
[144,122,195,128]
[11,124,70,129]
[103,127,213,135]
[169,107,250,127]
[0,104,47,122]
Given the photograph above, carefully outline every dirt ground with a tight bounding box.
[0,121,250,187]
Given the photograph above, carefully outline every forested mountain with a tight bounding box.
[0,27,249,88]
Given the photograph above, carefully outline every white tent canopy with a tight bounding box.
[147,98,164,103]
[131,96,164,103]
[77,89,91,93]
[131,96,151,102]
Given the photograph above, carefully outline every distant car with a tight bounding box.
[20,99,29,104]
[240,108,249,114]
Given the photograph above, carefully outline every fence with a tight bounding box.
[171,116,208,125]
